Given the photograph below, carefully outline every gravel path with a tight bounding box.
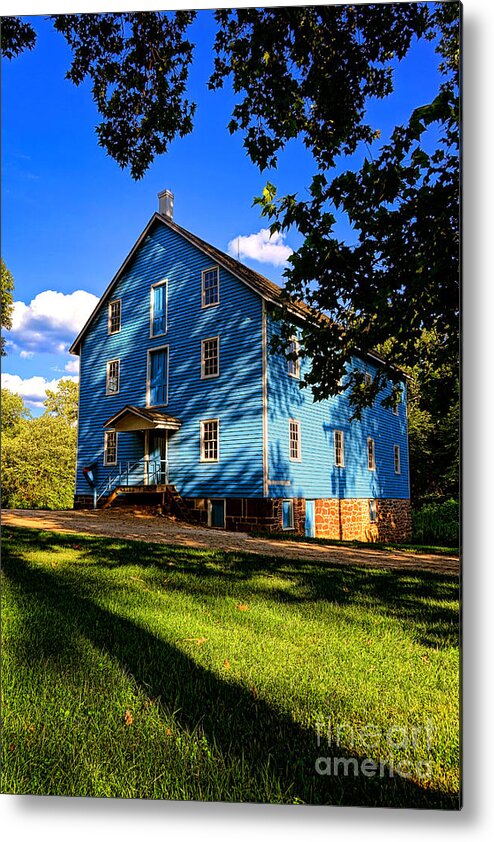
[2,508,459,576]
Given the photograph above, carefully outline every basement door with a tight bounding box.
[305,500,316,538]
[208,499,226,529]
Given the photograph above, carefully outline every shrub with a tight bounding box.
[1,416,76,510]
[412,499,459,547]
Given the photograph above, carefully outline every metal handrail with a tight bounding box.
[95,458,168,506]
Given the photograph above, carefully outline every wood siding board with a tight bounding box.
[76,223,264,498]
[266,315,410,500]
[76,221,409,505]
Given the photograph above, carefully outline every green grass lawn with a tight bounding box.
[1,525,460,808]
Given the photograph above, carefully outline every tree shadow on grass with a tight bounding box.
[5,527,459,650]
[3,536,459,809]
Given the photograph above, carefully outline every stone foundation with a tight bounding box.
[74,492,411,542]
[314,498,411,542]
[185,496,411,542]
[74,494,95,509]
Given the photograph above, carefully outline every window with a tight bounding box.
[364,372,373,386]
[287,337,300,378]
[392,394,401,416]
[108,300,121,335]
[369,499,377,523]
[147,347,168,406]
[150,281,167,337]
[367,437,376,470]
[104,430,117,465]
[334,430,345,467]
[106,359,120,395]
[202,266,219,307]
[289,419,301,461]
[201,336,219,378]
[201,419,219,462]
[394,444,401,474]
[282,499,294,530]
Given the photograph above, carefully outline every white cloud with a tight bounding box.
[64,358,80,374]
[1,373,78,409]
[8,289,99,357]
[227,228,293,267]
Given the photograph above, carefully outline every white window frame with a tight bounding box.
[108,299,121,335]
[201,336,220,379]
[104,430,118,466]
[367,437,376,471]
[364,372,373,386]
[289,419,301,462]
[201,266,220,308]
[106,358,120,396]
[149,279,168,338]
[282,499,295,530]
[369,499,377,523]
[394,444,401,474]
[287,337,300,379]
[334,430,345,467]
[146,344,169,407]
[200,418,220,462]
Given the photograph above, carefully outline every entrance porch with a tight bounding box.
[95,405,183,510]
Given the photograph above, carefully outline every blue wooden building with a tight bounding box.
[70,190,411,540]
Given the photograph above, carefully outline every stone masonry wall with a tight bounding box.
[314,498,411,542]
[76,492,411,542]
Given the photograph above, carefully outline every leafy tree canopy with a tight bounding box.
[1,259,15,356]
[1,383,78,510]
[1,388,31,436]
[43,379,79,426]
[1,414,77,510]
[375,329,459,500]
[1,4,460,414]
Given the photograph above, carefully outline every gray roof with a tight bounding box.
[69,212,318,355]
[69,212,407,378]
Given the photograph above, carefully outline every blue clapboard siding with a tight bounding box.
[266,314,409,499]
[76,214,410,503]
[76,220,264,497]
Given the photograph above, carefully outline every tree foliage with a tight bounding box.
[43,378,79,425]
[2,4,460,416]
[1,259,15,355]
[0,16,36,59]
[53,12,196,180]
[1,387,31,435]
[209,5,428,172]
[1,383,78,510]
[252,2,459,413]
[376,329,459,501]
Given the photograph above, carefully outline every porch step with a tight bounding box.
[165,485,190,520]
[101,484,189,521]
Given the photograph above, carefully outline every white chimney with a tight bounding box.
[158,189,174,220]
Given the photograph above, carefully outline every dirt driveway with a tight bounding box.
[2,508,459,576]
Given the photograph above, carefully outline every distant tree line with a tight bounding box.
[1,381,78,510]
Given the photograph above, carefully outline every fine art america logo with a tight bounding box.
[315,718,435,780]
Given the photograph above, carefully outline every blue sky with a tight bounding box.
[2,6,443,413]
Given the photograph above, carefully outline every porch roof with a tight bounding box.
[104,405,182,432]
